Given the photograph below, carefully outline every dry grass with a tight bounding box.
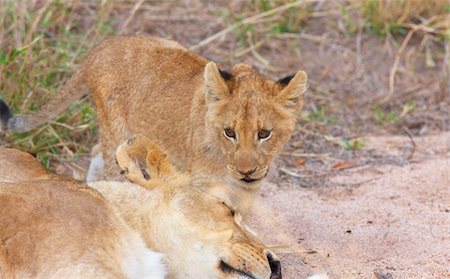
[358,0,450,38]
[353,0,449,102]
[0,1,118,169]
[0,0,448,175]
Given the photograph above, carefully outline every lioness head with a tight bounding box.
[116,134,282,279]
[203,62,308,186]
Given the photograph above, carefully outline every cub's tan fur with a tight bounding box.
[0,36,308,213]
[0,139,281,279]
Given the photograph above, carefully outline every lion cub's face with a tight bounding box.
[204,63,308,186]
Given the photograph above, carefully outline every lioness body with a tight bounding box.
[0,149,165,279]
[0,36,308,213]
[0,143,281,279]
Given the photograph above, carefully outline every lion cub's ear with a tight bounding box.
[276,71,308,111]
[115,134,174,189]
[204,62,232,101]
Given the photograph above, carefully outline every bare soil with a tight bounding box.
[249,132,450,279]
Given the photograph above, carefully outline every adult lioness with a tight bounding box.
[0,35,308,214]
[0,139,281,279]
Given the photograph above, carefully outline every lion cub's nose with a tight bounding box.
[238,167,256,176]
[267,252,282,279]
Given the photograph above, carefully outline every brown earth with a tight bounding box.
[249,132,450,279]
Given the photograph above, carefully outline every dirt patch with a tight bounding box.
[248,132,450,279]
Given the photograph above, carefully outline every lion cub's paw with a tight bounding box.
[115,134,174,188]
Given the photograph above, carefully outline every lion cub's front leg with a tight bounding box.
[115,134,175,189]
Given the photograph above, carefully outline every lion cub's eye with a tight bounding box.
[224,128,236,140]
[258,129,271,140]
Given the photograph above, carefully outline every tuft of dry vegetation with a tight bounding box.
[0,0,448,180]
[0,1,117,170]
[358,0,449,38]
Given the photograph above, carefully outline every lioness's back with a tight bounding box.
[0,180,126,278]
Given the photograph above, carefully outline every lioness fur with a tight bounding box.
[0,35,308,214]
[0,138,281,279]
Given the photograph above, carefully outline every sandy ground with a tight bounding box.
[248,132,450,279]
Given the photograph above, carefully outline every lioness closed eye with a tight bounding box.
[0,35,308,214]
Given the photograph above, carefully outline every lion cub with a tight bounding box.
[0,36,308,215]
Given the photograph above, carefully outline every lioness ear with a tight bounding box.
[204,62,232,101]
[276,71,308,111]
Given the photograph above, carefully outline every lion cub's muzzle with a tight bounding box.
[231,166,268,184]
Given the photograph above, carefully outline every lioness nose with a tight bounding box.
[267,252,282,279]
[238,167,256,176]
